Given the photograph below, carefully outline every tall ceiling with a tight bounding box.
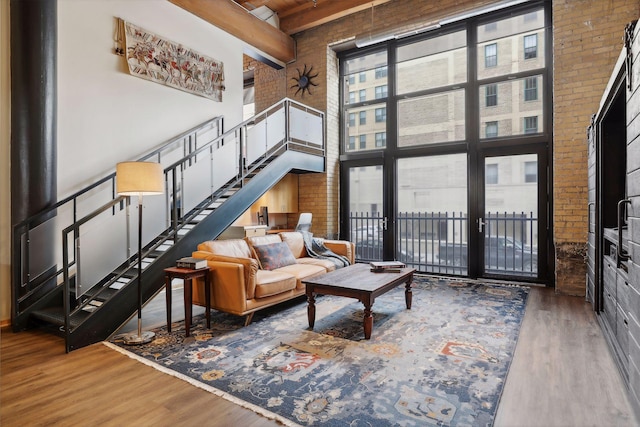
[170,0,393,66]
[232,0,393,35]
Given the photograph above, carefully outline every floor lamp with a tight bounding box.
[116,161,164,345]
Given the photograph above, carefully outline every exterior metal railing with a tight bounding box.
[350,211,537,277]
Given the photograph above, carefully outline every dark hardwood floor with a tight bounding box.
[2,281,638,426]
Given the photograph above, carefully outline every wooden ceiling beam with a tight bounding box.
[169,0,295,64]
[279,0,393,35]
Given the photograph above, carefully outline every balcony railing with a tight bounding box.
[350,211,537,277]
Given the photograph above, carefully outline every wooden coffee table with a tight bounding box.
[303,263,415,339]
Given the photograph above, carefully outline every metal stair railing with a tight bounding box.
[12,98,325,345]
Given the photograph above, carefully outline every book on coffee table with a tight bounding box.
[370,261,406,272]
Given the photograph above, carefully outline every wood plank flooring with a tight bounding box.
[2,284,638,426]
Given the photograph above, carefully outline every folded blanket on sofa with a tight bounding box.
[301,231,350,268]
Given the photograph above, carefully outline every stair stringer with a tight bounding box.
[64,150,324,351]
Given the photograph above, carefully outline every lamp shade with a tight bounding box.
[116,161,164,196]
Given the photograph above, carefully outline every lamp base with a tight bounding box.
[122,330,155,345]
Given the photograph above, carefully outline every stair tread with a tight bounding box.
[32,307,88,328]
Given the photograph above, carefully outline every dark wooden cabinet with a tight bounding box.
[588,19,640,418]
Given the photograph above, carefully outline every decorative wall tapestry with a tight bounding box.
[120,19,225,102]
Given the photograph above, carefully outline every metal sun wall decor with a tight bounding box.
[121,19,225,102]
[291,64,318,97]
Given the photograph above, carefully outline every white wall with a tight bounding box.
[0,0,244,324]
[57,0,243,196]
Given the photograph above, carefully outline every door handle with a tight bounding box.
[381,217,388,231]
[478,218,485,233]
[617,199,631,262]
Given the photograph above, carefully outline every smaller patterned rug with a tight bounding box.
[106,275,528,426]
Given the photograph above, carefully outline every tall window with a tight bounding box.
[524,34,537,59]
[340,3,550,277]
[486,84,497,106]
[524,116,538,134]
[524,161,537,182]
[375,66,388,79]
[359,135,367,149]
[349,92,355,104]
[524,77,538,101]
[348,136,356,150]
[485,43,497,67]
[486,163,498,184]
[342,50,387,153]
[486,121,498,138]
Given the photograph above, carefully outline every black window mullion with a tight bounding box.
[385,41,397,261]
[467,18,481,279]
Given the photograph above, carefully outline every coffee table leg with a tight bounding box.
[405,281,413,309]
[307,292,316,329]
[363,305,373,339]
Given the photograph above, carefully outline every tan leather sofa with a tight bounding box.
[191,231,355,325]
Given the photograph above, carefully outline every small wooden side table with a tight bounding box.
[164,266,211,337]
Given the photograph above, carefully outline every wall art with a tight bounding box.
[121,19,225,102]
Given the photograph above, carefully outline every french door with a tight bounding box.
[344,161,390,263]
[343,150,548,282]
[474,148,548,280]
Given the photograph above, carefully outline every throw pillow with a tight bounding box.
[253,242,297,270]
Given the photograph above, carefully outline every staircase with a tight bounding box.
[11,98,325,352]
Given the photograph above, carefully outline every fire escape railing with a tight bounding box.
[12,98,325,336]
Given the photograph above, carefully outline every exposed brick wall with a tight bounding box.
[552,0,639,294]
[249,0,640,292]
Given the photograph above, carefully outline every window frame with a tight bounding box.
[486,163,499,184]
[485,121,498,138]
[524,34,538,60]
[486,84,497,107]
[375,85,388,99]
[524,116,538,134]
[485,43,497,68]
[524,76,538,101]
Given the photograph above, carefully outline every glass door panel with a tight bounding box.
[483,154,538,277]
[397,154,468,274]
[348,165,384,262]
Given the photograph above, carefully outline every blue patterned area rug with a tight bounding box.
[106,275,528,426]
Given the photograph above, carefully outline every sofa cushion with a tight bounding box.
[198,239,253,259]
[279,231,307,258]
[296,257,338,272]
[253,242,297,270]
[275,263,327,289]
[254,269,297,298]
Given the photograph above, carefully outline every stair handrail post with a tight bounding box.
[62,226,71,352]
[285,99,291,150]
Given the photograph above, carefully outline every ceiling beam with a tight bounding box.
[169,0,295,64]
[279,0,393,35]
